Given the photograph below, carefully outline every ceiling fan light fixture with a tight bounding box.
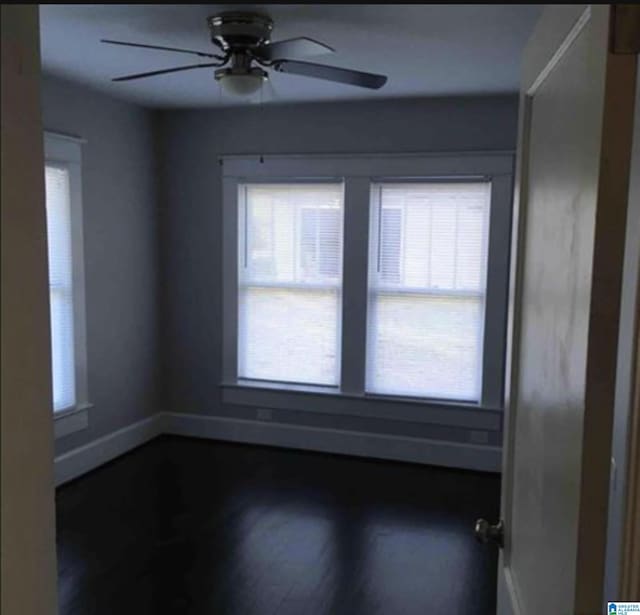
[215,67,267,96]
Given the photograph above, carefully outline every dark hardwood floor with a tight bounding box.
[56,436,500,615]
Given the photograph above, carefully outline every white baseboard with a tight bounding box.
[54,412,500,486]
[54,414,163,486]
[162,412,502,472]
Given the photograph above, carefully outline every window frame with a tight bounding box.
[221,152,513,423]
[44,131,90,438]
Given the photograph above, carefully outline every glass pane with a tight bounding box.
[239,287,339,386]
[244,184,343,285]
[49,289,76,410]
[376,182,490,291]
[368,294,483,400]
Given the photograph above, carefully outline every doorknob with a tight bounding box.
[474,518,504,548]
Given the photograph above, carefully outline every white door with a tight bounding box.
[497,5,638,615]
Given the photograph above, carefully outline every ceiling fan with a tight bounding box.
[102,12,388,96]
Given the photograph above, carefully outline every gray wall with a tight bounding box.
[158,95,519,446]
[41,76,159,456]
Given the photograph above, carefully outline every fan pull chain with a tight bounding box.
[259,81,264,164]
[217,79,224,168]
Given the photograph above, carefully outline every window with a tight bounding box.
[367,182,490,401]
[222,154,512,416]
[44,132,89,434]
[238,183,344,386]
[45,164,76,411]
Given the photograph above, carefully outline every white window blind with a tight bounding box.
[45,164,76,411]
[238,183,344,386]
[367,182,491,401]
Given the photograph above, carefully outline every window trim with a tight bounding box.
[44,131,90,438]
[221,152,514,418]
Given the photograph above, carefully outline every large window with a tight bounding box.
[43,132,89,433]
[222,154,512,415]
[238,183,344,386]
[367,182,490,401]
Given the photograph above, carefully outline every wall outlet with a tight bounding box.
[256,408,273,421]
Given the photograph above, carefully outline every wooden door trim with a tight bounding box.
[620,229,640,601]
[575,43,638,613]
[620,72,640,599]
[621,314,640,599]
[610,4,640,54]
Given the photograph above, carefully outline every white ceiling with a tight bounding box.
[39,4,542,109]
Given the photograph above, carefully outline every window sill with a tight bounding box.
[54,402,91,439]
[229,379,340,396]
[225,379,480,406]
[221,381,502,431]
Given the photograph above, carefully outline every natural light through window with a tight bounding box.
[45,164,76,411]
[238,183,344,386]
[367,182,491,401]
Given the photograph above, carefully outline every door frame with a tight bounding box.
[621,326,640,599]
[620,59,640,601]
[1,4,59,614]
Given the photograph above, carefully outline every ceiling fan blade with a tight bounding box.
[253,37,334,61]
[273,60,387,89]
[112,63,222,82]
[101,39,223,60]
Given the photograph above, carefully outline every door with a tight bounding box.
[498,5,638,615]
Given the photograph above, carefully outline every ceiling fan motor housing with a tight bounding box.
[207,12,274,52]
[214,65,268,84]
